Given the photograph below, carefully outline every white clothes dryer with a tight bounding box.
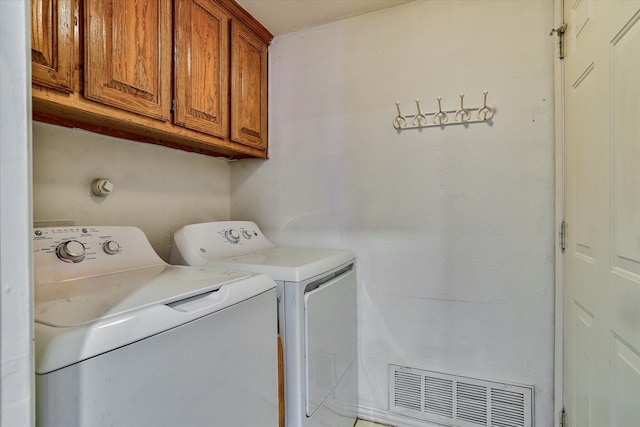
[171,221,357,427]
[34,226,278,427]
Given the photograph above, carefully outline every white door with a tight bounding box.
[563,1,640,426]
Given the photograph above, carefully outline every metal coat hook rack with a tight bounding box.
[393,91,494,130]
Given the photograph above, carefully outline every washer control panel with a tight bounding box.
[34,226,164,284]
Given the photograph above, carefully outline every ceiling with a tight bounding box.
[236,0,414,37]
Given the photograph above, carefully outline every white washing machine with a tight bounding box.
[171,221,357,427]
[34,226,278,427]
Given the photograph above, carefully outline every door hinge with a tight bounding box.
[559,408,566,427]
[550,24,568,59]
[559,221,567,252]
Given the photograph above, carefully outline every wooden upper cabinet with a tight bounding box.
[84,0,171,121]
[230,21,268,150]
[174,0,229,138]
[31,0,75,92]
[32,0,272,158]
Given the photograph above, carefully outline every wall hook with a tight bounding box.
[477,90,494,120]
[393,101,407,129]
[391,90,494,131]
[413,99,427,126]
[433,96,448,125]
[455,93,471,122]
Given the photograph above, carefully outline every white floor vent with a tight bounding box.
[389,365,534,427]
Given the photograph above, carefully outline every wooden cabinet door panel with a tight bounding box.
[230,21,267,150]
[174,0,229,138]
[31,0,74,92]
[84,0,171,121]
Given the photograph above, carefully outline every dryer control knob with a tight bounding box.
[225,229,240,243]
[242,230,253,239]
[56,240,86,263]
[103,240,120,255]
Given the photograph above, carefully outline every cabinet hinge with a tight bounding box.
[559,408,566,427]
[559,221,567,252]
[170,99,175,114]
[550,24,568,59]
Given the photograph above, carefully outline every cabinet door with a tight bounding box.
[230,21,268,150]
[31,0,75,92]
[84,0,171,121]
[174,0,229,138]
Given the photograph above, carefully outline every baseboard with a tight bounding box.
[357,405,446,427]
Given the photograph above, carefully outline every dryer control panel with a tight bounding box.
[34,226,165,284]
[222,225,260,245]
[171,221,276,265]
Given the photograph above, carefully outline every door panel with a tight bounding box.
[84,0,171,121]
[563,2,640,426]
[304,270,356,417]
[572,303,593,427]
[611,14,640,278]
[31,0,74,92]
[571,62,596,261]
[611,335,640,426]
[230,21,268,150]
[174,0,229,138]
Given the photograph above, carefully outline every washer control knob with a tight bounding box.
[56,240,86,263]
[225,229,240,243]
[103,240,120,255]
[242,229,253,240]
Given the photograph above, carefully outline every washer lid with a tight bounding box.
[35,265,252,327]
[205,247,355,283]
[35,267,276,374]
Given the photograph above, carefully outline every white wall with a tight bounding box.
[231,1,555,425]
[33,123,231,261]
[1,1,34,426]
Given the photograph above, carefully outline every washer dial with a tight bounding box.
[103,240,120,255]
[56,240,86,263]
[242,229,253,239]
